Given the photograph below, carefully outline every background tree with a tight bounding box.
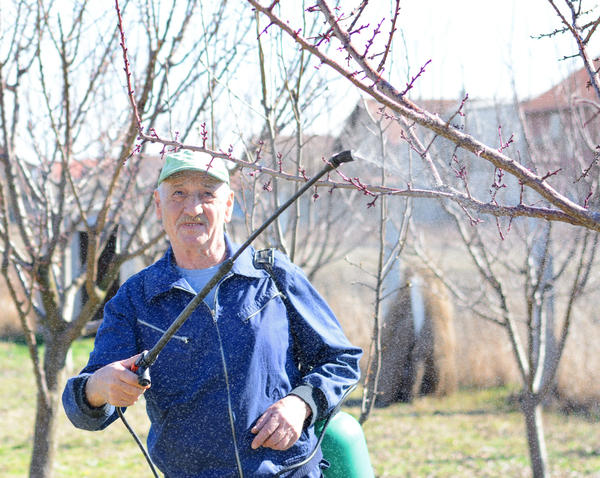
[406,32,600,473]
[413,209,597,477]
[331,99,413,423]
[0,1,250,476]
[222,4,371,279]
[244,2,599,478]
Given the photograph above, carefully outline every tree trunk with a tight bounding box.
[29,339,67,478]
[521,396,548,478]
[29,389,59,478]
[530,222,558,397]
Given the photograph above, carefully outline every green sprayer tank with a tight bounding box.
[316,411,375,478]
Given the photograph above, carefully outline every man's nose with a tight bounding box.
[182,196,204,215]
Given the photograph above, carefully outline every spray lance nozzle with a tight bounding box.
[329,150,354,168]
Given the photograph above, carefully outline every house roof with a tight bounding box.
[521,60,600,114]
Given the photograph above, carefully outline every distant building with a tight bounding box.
[48,154,163,322]
[521,60,600,204]
[334,97,527,223]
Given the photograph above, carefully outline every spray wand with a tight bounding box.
[130,150,353,384]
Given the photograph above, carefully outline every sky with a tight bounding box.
[305,0,600,135]
[9,1,597,147]
[384,0,599,101]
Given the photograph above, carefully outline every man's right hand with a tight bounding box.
[85,354,149,408]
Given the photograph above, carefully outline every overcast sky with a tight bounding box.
[390,0,599,101]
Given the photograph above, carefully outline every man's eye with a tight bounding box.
[172,190,185,198]
[202,192,216,201]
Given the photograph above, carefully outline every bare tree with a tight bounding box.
[243,2,600,478]
[413,209,597,478]
[230,5,369,278]
[0,1,249,476]
[408,7,600,472]
[351,107,412,424]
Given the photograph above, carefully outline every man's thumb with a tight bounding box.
[120,353,143,370]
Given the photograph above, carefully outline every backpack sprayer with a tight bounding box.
[117,151,373,477]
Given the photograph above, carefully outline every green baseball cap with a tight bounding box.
[157,150,229,185]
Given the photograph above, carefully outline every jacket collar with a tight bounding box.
[226,234,266,279]
[143,234,266,301]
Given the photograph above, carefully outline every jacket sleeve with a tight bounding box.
[273,253,363,422]
[62,373,117,431]
[62,281,140,431]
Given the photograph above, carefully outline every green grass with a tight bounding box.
[0,339,152,478]
[1,339,599,477]
[350,390,600,477]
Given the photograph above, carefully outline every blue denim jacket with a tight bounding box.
[62,236,362,477]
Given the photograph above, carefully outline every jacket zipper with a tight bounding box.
[212,272,245,477]
[211,272,233,322]
[137,319,190,344]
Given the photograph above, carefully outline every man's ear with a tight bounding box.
[154,189,162,220]
[224,189,234,223]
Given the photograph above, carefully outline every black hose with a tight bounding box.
[117,407,160,478]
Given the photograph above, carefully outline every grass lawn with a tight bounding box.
[1,339,599,477]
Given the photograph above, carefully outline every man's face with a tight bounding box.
[154,171,234,261]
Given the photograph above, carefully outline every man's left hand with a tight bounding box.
[250,394,311,450]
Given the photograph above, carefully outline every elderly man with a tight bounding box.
[62,150,362,478]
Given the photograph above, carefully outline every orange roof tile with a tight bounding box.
[522,60,600,113]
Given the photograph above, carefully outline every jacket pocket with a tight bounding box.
[136,319,196,409]
[137,318,190,344]
[241,291,285,323]
[280,429,313,466]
